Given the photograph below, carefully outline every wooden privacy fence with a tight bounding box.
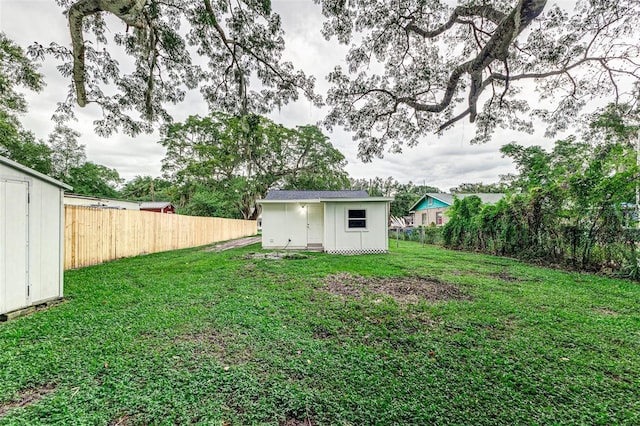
[64,206,257,270]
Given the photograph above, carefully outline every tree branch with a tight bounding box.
[406,4,507,38]
[203,0,247,111]
[398,0,547,117]
[68,0,146,107]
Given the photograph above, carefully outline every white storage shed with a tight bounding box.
[1,155,71,319]
[259,190,393,254]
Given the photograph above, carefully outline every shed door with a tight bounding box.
[0,179,29,314]
[306,203,324,246]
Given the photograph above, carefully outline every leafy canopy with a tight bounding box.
[160,113,349,219]
[0,32,52,174]
[65,162,123,198]
[24,1,640,160]
[121,175,173,202]
[317,0,640,159]
[30,0,320,137]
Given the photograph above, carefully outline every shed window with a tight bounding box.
[347,209,367,229]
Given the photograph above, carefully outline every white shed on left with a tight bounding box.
[1,155,72,319]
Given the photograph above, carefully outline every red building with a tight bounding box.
[140,201,176,214]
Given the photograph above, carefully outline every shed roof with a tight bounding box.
[264,190,370,200]
[65,193,140,203]
[141,201,175,209]
[261,190,392,204]
[0,155,72,190]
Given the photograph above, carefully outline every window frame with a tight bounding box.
[346,208,368,231]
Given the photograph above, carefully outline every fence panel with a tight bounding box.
[64,206,257,269]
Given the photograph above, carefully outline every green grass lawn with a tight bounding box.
[1,241,639,425]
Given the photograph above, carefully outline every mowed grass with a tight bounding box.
[1,241,639,425]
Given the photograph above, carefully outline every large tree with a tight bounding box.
[31,1,640,156]
[48,124,86,179]
[0,32,53,174]
[0,126,53,175]
[160,113,349,219]
[65,162,123,197]
[318,0,640,159]
[0,32,44,120]
[449,182,507,193]
[33,0,320,136]
[120,175,172,201]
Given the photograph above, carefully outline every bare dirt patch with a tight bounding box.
[592,307,619,316]
[204,237,261,252]
[0,383,56,417]
[242,252,310,260]
[109,414,135,426]
[322,273,471,304]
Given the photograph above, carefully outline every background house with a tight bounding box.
[411,193,505,227]
[1,156,71,319]
[259,190,393,254]
[140,201,176,214]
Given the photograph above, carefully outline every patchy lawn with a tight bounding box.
[1,241,639,425]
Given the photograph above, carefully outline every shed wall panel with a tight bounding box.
[324,202,388,253]
[28,178,65,304]
[261,203,308,249]
[0,179,29,314]
[0,159,65,316]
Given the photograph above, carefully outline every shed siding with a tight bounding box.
[28,177,65,304]
[0,160,66,316]
[0,178,29,314]
[261,203,308,249]
[324,202,388,253]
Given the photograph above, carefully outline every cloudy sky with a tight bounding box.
[1,0,577,191]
